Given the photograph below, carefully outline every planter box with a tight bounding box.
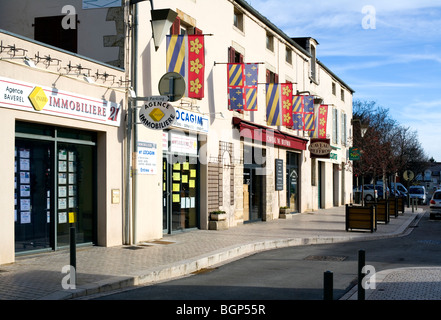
[388,198,398,218]
[208,220,228,230]
[279,209,294,219]
[345,204,377,233]
[366,199,390,224]
[210,213,226,221]
[279,213,294,219]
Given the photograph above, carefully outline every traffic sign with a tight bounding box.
[403,170,414,181]
[158,72,185,102]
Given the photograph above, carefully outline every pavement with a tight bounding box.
[0,204,436,301]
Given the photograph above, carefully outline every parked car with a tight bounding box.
[393,183,408,196]
[408,185,427,205]
[429,190,441,219]
[353,184,378,202]
[374,185,388,199]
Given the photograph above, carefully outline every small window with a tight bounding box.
[34,15,77,53]
[285,47,292,64]
[341,88,345,101]
[310,45,316,81]
[266,69,278,83]
[233,9,244,32]
[332,82,336,95]
[266,33,274,52]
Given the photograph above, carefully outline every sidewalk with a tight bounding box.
[0,205,429,300]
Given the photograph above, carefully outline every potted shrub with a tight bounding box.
[279,206,292,219]
[210,210,227,221]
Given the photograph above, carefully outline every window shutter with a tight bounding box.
[228,46,236,63]
[170,16,181,35]
[274,73,279,84]
[194,27,203,35]
[266,69,271,83]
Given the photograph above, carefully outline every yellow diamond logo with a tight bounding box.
[149,108,165,122]
[28,87,48,111]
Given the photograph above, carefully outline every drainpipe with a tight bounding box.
[132,2,139,245]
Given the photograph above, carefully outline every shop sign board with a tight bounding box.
[173,107,209,133]
[137,141,157,175]
[0,76,122,126]
[170,132,198,155]
[308,138,332,159]
[275,159,284,191]
[138,96,176,130]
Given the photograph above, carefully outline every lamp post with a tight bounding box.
[352,119,369,205]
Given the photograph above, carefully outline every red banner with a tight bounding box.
[187,35,205,99]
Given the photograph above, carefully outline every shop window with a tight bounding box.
[34,15,78,53]
[14,122,96,253]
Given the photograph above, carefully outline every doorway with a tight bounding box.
[163,155,199,233]
[243,167,264,222]
[14,122,97,254]
[286,152,299,213]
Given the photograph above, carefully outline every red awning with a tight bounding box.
[232,117,308,151]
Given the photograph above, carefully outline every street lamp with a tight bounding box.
[150,9,178,51]
[351,119,369,205]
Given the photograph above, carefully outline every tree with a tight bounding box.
[351,100,428,190]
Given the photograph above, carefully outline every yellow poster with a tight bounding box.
[173,163,180,170]
[173,172,180,181]
[183,162,189,170]
[182,175,188,183]
[173,183,180,192]
[189,180,195,188]
[173,194,180,203]
[190,169,196,178]
[68,212,75,223]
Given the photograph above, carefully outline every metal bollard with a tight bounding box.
[323,271,333,300]
[70,227,76,278]
[358,249,365,300]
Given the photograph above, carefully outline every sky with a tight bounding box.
[248,0,441,161]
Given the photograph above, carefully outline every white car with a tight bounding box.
[408,185,427,205]
[429,190,441,219]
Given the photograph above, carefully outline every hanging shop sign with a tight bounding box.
[349,147,361,160]
[173,107,209,133]
[138,96,176,130]
[308,139,332,159]
[0,76,122,126]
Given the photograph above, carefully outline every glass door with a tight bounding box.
[243,167,263,222]
[56,143,95,248]
[286,152,299,213]
[163,155,199,233]
[15,139,53,253]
